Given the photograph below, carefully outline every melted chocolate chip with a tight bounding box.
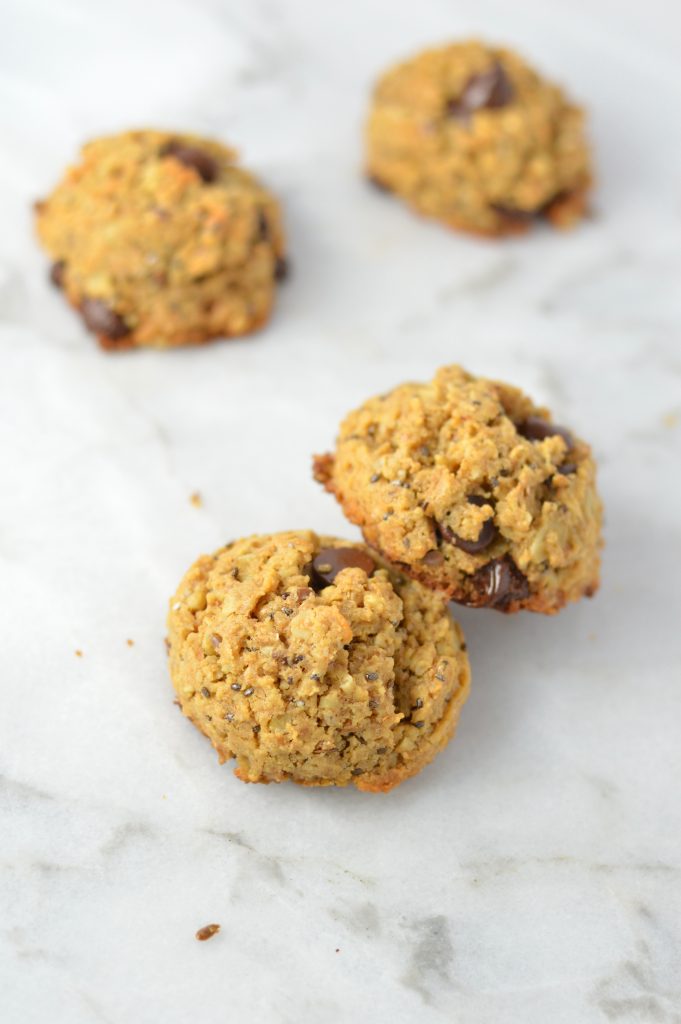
[274,256,289,281]
[80,298,130,340]
[468,556,529,610]
[447,61,514,119]
[518,416,573,449]
[306,547,375,591]
[439,496,498,555]
[161,141,218,183]
[50,260,66,289]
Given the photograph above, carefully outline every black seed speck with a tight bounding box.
[231,683,241,691]
[365,672,379,681]
[370,474,380,483]
[243,687,254,697]
[414,698,424,709]
[200,686,210,698]
[252,724,261,734]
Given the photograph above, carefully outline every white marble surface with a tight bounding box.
[1,1,681,1021]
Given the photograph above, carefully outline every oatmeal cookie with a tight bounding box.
[314,366,602,614]
[35,129,286,349]
[167,531,470,791]
[366,40,591,236]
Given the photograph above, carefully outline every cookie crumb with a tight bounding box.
[195,923,220,942]
[74,649,83,658]
[126,638,135,647]
[190,491,203,508]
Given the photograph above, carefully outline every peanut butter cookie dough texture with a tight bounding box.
[366,40,591,236]
[167,531,470,792]
[314,365,603,615]
[35,130,286,350]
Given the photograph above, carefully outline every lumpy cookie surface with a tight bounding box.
[314,366,602,614]
[167,531,470,791]
[366,40,591,236]
[35,130,285,349]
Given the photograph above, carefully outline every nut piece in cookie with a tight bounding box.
[366,40,591,236]
[35,129,286,350]
[167,530,470,791]
[313,365,602,614]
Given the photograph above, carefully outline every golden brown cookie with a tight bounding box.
[167,531,470,791]
[314,366,602,614]
[35,130,286,350]
[366,40,591,236]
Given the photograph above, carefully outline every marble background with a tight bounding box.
[1,1,680,1021]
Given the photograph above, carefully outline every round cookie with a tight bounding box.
[167,531,470,791]
[313,366,602,614]
[366,40,591,236]
[35,130,286,350]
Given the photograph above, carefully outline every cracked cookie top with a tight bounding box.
[314,365,602,614]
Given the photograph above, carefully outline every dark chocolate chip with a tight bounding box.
[257,210,270,241]
[517,416,573,449]
[468,556,529,610]
[490,204,535,224]
[422,549,444,566]
[438,496,497,555]
[50,260,66,289]
[447,61,514,119]
[80,298,131,341]
[274,256,289,281]
[161,141,218,183]
[368,174,390,193]
[306,547,376,591]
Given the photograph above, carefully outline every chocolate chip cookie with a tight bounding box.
[167,531,470,791]
[35,130,286,350]
[314,366,602,614]
[366,40,591,236]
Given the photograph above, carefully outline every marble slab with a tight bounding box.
[1,1,680,1021]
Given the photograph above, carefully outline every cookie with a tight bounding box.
[366,40,591,236]
[35,130,286,350]
[314,366,602,614]
[167,531,470,791]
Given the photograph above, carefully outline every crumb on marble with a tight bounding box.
[190,491,202,508]
[74,649,83,658]
[662,411,679,429]
[196,923,220,942]
[126,638,134,647]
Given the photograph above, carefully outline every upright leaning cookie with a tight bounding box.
[314,366,602,614]
[366,40,591,236]
[35,130,286,350]
[167,531,470,792]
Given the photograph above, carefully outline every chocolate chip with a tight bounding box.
[490,204,535,224]
[368,174,390,193]
[257,210,270,241]
[468,556,529,610]
[274,256,289,281]
[305,547,375,591]
[161,141,218,183]
[438,496,497,555]
[447,61,514,119]
[80,298,131,341]
[518,416,573,449]
[422,549,444,566]
[50,260,66,289]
